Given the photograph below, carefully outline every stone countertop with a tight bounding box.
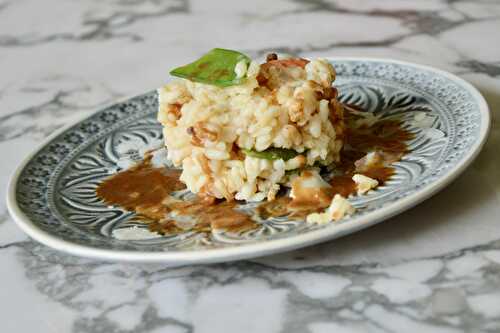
[1,0,500,332]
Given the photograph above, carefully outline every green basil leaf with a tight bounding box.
[170,48,251,87]
[242,148,301,161]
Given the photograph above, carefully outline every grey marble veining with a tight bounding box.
[1,0,500,332]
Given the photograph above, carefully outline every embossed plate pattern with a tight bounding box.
[7,58,490,264]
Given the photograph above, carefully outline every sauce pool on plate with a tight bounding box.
[96,107,413,236]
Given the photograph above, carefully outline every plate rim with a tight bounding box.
[6,57,491,264]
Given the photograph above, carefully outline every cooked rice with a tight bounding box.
[158,57,344,201]
[306,194,355,224]
[352,174,379,194]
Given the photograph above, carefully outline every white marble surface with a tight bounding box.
[1,0,500,332]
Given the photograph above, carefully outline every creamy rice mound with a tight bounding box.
[158,56,344,201]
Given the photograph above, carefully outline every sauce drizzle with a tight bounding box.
[96,156,256,234]
[96,105,413,235]
[327,112,414,198]
[96,156,184,221]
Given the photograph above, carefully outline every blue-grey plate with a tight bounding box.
[7,58,490,264]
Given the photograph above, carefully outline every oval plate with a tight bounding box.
[7,58,490,264]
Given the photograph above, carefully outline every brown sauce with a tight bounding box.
[363,167,395,183]
[288,170,333,211]
[327,113,414,197]
[257,196,313,220]
[96,156,256,234]
[257,196,292,219]
[344,108,413,153]
[169,198,257,232]
[96,157,185,221]
[258,171,333,220]
[96,104,413,236]
[149,219,183,235]
[329,175,357,197]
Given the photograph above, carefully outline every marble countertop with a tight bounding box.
[1,0,500,332]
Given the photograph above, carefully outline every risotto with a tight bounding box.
[157,50,345,202]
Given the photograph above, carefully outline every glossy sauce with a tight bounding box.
[326,114,414,198]
[346,120,413,153]
[168,199,257,232]
[328,175,357,197]
[96,106,413,235]
[96,157,185,221]
[257,196,311,220]
[288,170,333,211]
[96,157,256,234]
